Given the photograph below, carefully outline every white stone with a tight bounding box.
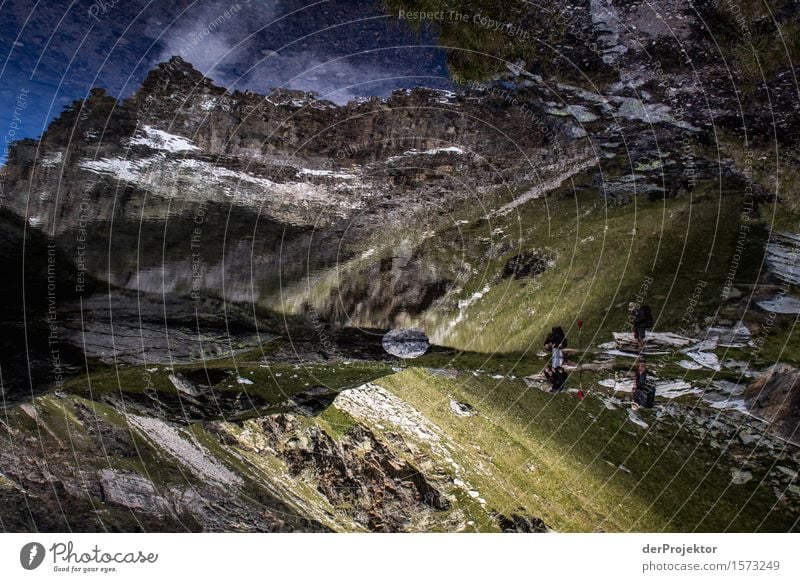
[627,410,649,429]
[684,351,721,371]
[677,359,703,370]
[757,294,800,314]
[730,469,753,485]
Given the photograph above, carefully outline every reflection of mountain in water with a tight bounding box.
[304,247,452,329]
[0,209,88,401]
[53,202,346,301]
[1,57,564,350]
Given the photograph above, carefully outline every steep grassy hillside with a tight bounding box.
[374,368,797,532]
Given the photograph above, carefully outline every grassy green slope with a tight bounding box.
[375,368,796,532]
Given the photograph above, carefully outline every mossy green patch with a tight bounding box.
[63,358,394,416]
[317,406,359,440]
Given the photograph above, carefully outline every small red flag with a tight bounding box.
[578,319,584,329]
[577,389,585,400]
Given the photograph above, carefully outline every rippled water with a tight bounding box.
[0,199,454,401]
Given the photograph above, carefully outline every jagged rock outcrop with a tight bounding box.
[0,57,575,236]
[746,364,800,445]
[0,396,324,532]
[257,414,450,532]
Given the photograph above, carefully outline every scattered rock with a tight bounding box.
[128,415,243,486]
[98,469,170,515]
[756,293,800,315]
[708,322,751,348]
[683,350,721,371]
[494,511,548,533]
[499,249,556,280]
[657,381,699,399]
[182,368,230,387]
[744,364,800,445]
[677,359,704,370]
[764,232,800,286]
[449,399,477,417]
[289,386,338,415]
[627,410,650,429]
[426,368,458,379]
[685,337,719,352]
[738,431,757,445]
[613,331,694,350]
[731,469,753,485]
[169,374,203,397]
[602,348,670,358]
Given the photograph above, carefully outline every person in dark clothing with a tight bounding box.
[550,367,568,393]
[543,364,555,384]
[629,303,647,351]
[544,326,567,351]
[632,359,654,408]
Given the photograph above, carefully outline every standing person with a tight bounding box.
[632,359,654,409]
[543,326,567,351]
[544,326,567,368]
[628,303,647,351]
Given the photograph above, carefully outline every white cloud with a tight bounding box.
[148,0,417,104]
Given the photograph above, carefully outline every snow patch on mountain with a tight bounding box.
[128,125,199,152]
[79,154,365,219]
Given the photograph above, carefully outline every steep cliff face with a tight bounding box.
[1,57,569,234]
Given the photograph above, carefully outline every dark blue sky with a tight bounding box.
[1,0,450,160]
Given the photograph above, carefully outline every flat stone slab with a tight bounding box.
[707,322,751,347]
[601,349,671,358]
[765,232,800,286]
[683,350,721,371]
[613,331,695,348]
[677,359,704,370]
[756,293,800,314]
